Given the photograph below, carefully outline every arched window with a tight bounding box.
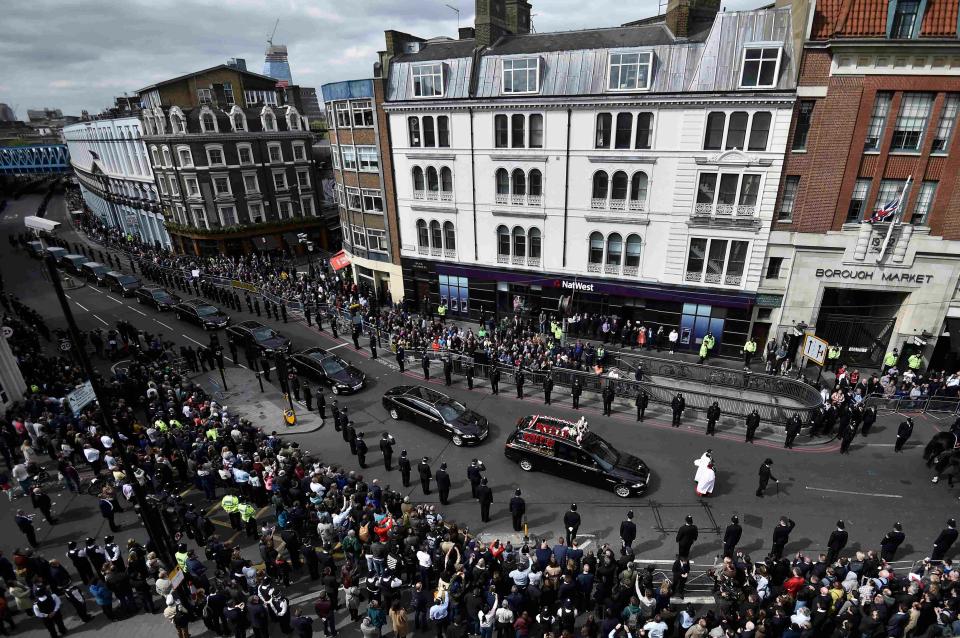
[494,115,508,148]
[589,232,604,264]
[748,112,772,151]
[171,111,186,134]
[528,169,542,198]
[495,168,509,195]
[625,234,642,269]
[511,114,525,148]
[287,108,301,130]
[704,112,725,150]
[529,228,542,261]
[443,221,456,252]
[615,113,633,149]
[426,167,439,192]
[408,117,421,147]
[611,171,628,207]
[232,111,246,132]
[592,171,608,203]
[511,169,526,196]
[423,116,435,147]
[413,166,425,192]
[629,172,648,210]
[437,116,450,147]
[497,225,510,257]
[512,226,526,258]
[440,167,453,193]
[150,146,160,166]
[596,113,612,148]
[201,112,216,132]
[430,220,442,249]
[262,110,276,131]
[416,220,428,248]
[607,233,623,266]
[726,112,748,150]
[529,114,543,148]
[161,147,172,167]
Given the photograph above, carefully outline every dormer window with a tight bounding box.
[201,111,217,133]
[262,108,277,132]
[740,46,782,88]
[412,63,444,98]
[286,107,301,131]
[231,107,246,132]
[501,58,540,94]
[607,52,653,92]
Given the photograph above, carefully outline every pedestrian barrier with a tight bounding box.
[865,395,960,416]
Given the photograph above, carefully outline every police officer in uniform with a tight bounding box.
[543,374,553,405]
[671,392,685,426]
[338,406,350,434]
[931,518,958,560]
[880,522,905,562]
[895,417,914,452]
[676,515,698,560]
[602,383,615,416]
[509,489,525,532]
[344,421,357,455]
[636,389,648,422]
[771,517,795,560]
[572,378,582,409]
[435,463,451,505]
[723,515,742,558]
[756,458,777,497]
[827,520,848,564]
[620,511,637,550]
[467,459,486,498]
[222,492,242,530]
[706,402,721,436]
[785,414,802,449]
[490,366,500,395]
[67,540,94,584]
[476,478,493,523]
[515,368,525,399]
[422,353,431,380]
[396,345,405,373]
[331,400,342,431]
[355,432,368,468]
[745,409,761,443]
[380,432,396,470]
[418,457,432,494]
[302,383,313,412]
[563,504,581,546]
[398,450,412,487]
[466,361,474,390]
[317,391,326,419]
[443,357,453,386]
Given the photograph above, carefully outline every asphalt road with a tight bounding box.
[1,190,957,577]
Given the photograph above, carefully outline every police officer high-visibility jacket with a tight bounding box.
[155,419,168,432]
[828,346,841,360]
[206,427,218,441]
[884,351,898,367]
[168,418,183,429]
[239,502,257,523]
[221,494,240,513]
[743,340,757,353]
[175,550,189,571]
[908,353,922,370]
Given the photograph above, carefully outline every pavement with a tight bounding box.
[1,189,956,638]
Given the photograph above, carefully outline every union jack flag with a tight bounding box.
[868,189,904,223]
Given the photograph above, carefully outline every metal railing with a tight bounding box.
[865,395,960,416]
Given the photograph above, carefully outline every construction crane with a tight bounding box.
[267,18,279,47]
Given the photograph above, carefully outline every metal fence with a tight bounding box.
[865,395,960,416]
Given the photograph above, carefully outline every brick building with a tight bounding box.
[136,64,334,256]
[759,0,960,370]
[322,79,404,303]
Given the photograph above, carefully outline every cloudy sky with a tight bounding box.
[2,0,759,117]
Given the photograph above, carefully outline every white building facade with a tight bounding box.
[384,7,798,356]
[63,117,171,248]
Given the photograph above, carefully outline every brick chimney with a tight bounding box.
[475,0,509,48]
[665,0,719,38]
[505,0,532,35]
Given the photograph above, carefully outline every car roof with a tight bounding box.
[141,285,161,291]
[107,271,125,277]
[403,385,450,405]
[296,347,329,358]
[83,262,106,268]
[238,320,263,329]
[182,299,208,306]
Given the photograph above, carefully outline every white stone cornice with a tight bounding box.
[383,93,797,113]
[587,155,658,164]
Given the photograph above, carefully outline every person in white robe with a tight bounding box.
[694,451,715,496]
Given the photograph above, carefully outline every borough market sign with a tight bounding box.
[815,268,934,285]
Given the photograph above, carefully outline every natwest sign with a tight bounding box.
[555,279,595,292]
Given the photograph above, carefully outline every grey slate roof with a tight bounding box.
[487,24,681,54]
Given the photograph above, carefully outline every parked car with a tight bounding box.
[382,385,489,446]
[61,254,89,274]
[81,262,111,286]
[289,347,366,394]
[26,241,45,258]
[504,415,651,498]
[225,320,290,355]
[45,246,67,263]
[134,286,181,311]
[105,271,141,296]
[173,299,229,330]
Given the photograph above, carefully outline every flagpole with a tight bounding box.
[876,175,911,264]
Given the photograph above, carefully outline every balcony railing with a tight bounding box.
[512,255,526,265]
[497,254,509,263]
[592,197,646,212]
[527,256,541,267]
[495,193,509,205]
[440,191,453,202]
[496,192,543,207]
[622,265,638,276]
[685,271,701,282]
[417,245,429,255]
[414,189,453,202]
[724,274,743,285]
[443,249,457,258]
[628,200,646,212]
[604,263,621,274]
[591,198,607,210]
[587,262,602,273]
[527,194,542,206]
[694,203,713,216]
[511,194,526,205]
[609,198,626,211]
[414,190,425,200]
[694,202,759,218]
[736,204,757,217]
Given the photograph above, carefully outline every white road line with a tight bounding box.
[327,342,349,351]
[863,443,895,447]
[75,301,90,312]
[129,306,147,316]
[92,314,109,326]
[155,320,173,330]
[805,486,902,498]
[107,295,124,304]
[182,334,204,346]
[88,286,103,294]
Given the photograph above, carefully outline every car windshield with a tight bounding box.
[197,305,219,317]
[252,327,275,341]
[118,276,137,285]
[582,433,620,466]
[436,400,466,422]
[154,291,171,301]
[321,358,346,375]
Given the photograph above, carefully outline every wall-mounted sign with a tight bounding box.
[815,268,933,285]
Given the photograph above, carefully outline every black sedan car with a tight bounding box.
[226,320,291,355]
[382,385,489,446]
[173,299,229,330]
[105,271,142,296]
[134,286,181,311]
[289,347,366,394]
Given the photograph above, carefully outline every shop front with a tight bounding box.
[401,259,756,357]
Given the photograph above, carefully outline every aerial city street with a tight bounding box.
[2,1,960,637]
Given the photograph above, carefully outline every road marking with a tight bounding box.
[129,306,147,316]
[88,287,103,294]
[107,295,124,304]
[327,343,349,351]
[805,486,902,498]
[155,319,173,330]
[182,334,204,346]
[92,314,109,326]
[75,301,90,312]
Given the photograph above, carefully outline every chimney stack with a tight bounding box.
[475,0,509,48]
[665,0,719,38]
[505,0,532,35]
[459,26,476,39]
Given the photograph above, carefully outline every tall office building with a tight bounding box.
[264,44,293,85]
